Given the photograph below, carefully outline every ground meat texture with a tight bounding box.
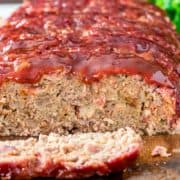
[0,74,178,136]
[0,0,179,136]
[0,127,142,179]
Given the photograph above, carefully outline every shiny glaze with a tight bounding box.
[0,0,179,116]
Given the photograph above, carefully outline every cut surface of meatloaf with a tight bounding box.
[0,0,179,136]
[0,73,178,136]
[0,127,142,179]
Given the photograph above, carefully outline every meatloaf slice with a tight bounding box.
[0,0,179,136]
[0,127,141,179]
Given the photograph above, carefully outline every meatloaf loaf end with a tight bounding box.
[0,127,142,179]
[0,0,179,136]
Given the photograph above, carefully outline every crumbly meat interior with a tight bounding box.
[0,74,176,136]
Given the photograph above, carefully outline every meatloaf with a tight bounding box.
[0,0,179,136]
[0,127,141,179]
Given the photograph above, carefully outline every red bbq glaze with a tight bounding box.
[0,0,179,115]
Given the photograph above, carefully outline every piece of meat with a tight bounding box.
[151,146,171,157]
[0,0,179,136]
[0,127,142,179]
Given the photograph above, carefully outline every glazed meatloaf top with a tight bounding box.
[0,0,179,117]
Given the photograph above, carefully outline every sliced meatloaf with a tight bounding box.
[0,0,179,136]
[0,127,142,179]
